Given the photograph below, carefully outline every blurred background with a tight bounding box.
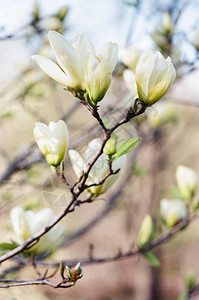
[0,0,199,299]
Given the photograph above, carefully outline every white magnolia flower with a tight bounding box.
[119,45,142,71]
[176,165,198,201]
[69,138,125,195]
[146,101,176,129]
[160,199,187,227]
[84,40,118,103]
[10,207,65,255]
[135,50,176,105]
[34,120,69,167]
[123,69,138,99]
[32,31,118,102]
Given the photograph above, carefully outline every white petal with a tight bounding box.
[48,30,83,88]
[123,69,138,97]
[84,138,102,166]
[119,45,141,71]
[31,208,55,234]
[10,207,24,241]
[92,59,112,102]
[101,155,126,193]
[99,42,118,72]
[31,55,71,86]
[34,122,51,138]
[136,50,155,101]
[85,53,99,85]
[69,149,85,179]
[72,34,95,66]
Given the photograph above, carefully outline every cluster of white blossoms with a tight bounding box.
[32,31,118,104]
[10,31,178,255]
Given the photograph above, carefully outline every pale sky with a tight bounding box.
[0,0,198,83]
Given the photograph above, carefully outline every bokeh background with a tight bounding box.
[0,0,199,299]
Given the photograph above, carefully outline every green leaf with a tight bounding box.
[0,242,19,251]
[115,138,141,159]
[144,251,160,267]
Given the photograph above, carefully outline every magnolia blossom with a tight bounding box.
[69,138,126,195]
[119,45,142,71]
[34,120,69,167]
[176,165,198,201]
[160,199,187,227]
[146,101,176,129]
[32,31,118,102]
[135,50,176,106]
[10,207,65,255]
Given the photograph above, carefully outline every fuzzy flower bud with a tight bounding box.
[176,165,198,202]
[135,50,176,106]
[34,120,69,167]
[138,215,154,248]
[160,199,187,228]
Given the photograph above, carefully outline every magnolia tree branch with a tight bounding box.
[0,278,74,289]
[0,97,146,265]
[37,216,194,269]
[1,214,195,290]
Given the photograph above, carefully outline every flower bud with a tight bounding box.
[138,215,154,248]
[57,6,69,22]
[70,263,83,282]
[119,45,141,71]
[84,42,118,103]
[160,199,187,228]
[176,165,198,202]
[104,132,117,156]
[135,50,176,106]
[163,13,172,34]
[34,120,69,167]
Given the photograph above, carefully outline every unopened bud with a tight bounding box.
[138,215,154,248]
[57,6,69,21]
[70,263,83,282]
[104,132,117,156]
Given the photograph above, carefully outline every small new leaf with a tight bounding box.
[0,242,19,255]
[144,251,160,267]
[115,138,141,159]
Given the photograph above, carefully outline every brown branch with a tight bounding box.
[0,98,146,264]
[0,278,74,289]
[35,215,196,269]
[187,284,199,299]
